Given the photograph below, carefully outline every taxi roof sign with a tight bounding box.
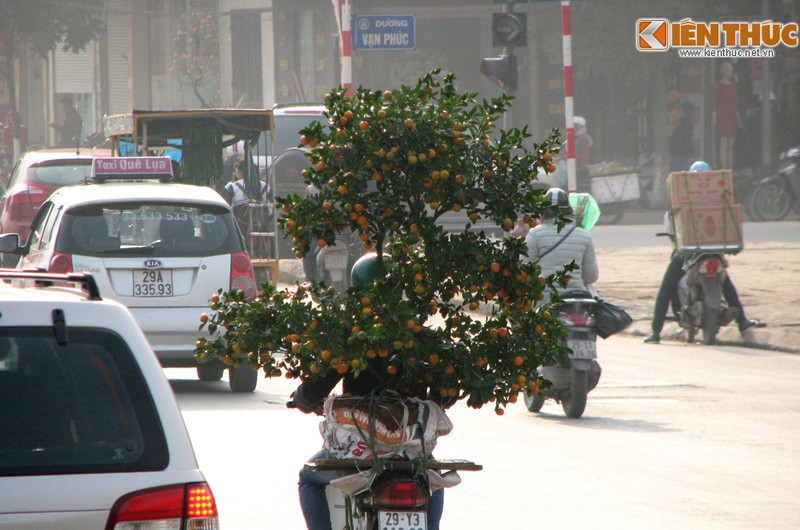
[92,156,174,182]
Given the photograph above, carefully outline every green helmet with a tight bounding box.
[350,252,391,287]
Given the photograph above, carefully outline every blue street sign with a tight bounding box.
[353,15,416,51]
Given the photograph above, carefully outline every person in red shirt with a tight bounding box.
[712,62,739,170]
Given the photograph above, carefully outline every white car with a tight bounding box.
[0,270,219,529]
[0,156,260,392]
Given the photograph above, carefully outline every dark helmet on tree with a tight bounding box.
[350,252,392,288]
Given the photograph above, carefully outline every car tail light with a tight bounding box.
[230,251,257,300]
[6,187,46,206]
[4,188,47,222]
[49,253,73,273]
[374,480,428,509]
[106,482,219,530]
[700,258,720,277]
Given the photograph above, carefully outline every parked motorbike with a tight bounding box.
[316,231,363,291]
[306,457,480,530]
[655,230,737,346]
[745,146,800,221]
[676,251,736,345]
[523,290,602,418]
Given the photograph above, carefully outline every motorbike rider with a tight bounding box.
[289,253,454,530]
[523,187,599,293]
[644,160,759,344]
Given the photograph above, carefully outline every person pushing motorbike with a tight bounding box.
[644,160,759,344]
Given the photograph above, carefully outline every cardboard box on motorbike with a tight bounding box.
[666,170,743,254]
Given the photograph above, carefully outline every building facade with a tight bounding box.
[4,0,797,186]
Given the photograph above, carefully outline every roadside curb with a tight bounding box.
[624,319,798,354]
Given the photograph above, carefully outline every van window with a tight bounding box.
[0,328,168,476]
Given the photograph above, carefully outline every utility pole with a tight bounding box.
[561,0,576,192]
[333,0,353,96]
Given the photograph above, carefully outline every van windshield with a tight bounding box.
[259,113,327,154]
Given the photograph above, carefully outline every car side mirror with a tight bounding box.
[0,233,23,254]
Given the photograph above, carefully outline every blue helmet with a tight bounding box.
[690,160,711,172]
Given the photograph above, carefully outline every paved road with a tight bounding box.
[169,333,800,529]
[591,220,799,248]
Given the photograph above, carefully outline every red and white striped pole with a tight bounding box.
[561,1,576,192]
[340,0,353,96]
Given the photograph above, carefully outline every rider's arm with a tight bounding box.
[523,228,539,262]
[292,371,342,413]
[581,238,599,286]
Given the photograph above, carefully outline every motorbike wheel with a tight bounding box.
[229,364,258,393]
[686,322,696,344]
[683,307,697,343]
[701,308,719,346]
[750,183,791,221]
[196,361,225,382]
[743,188,764,221]
[561,369,588,418]
[523,388,546,412]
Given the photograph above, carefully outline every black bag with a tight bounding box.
[593,298,633,339]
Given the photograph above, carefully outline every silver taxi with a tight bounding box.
[0,156,259,392]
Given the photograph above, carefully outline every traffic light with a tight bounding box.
[480,54,517,92]
[492,13,527,47]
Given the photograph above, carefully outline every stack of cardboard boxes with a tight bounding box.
[666,170,743,254]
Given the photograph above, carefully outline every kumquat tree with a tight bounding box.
[195,70,577,414]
